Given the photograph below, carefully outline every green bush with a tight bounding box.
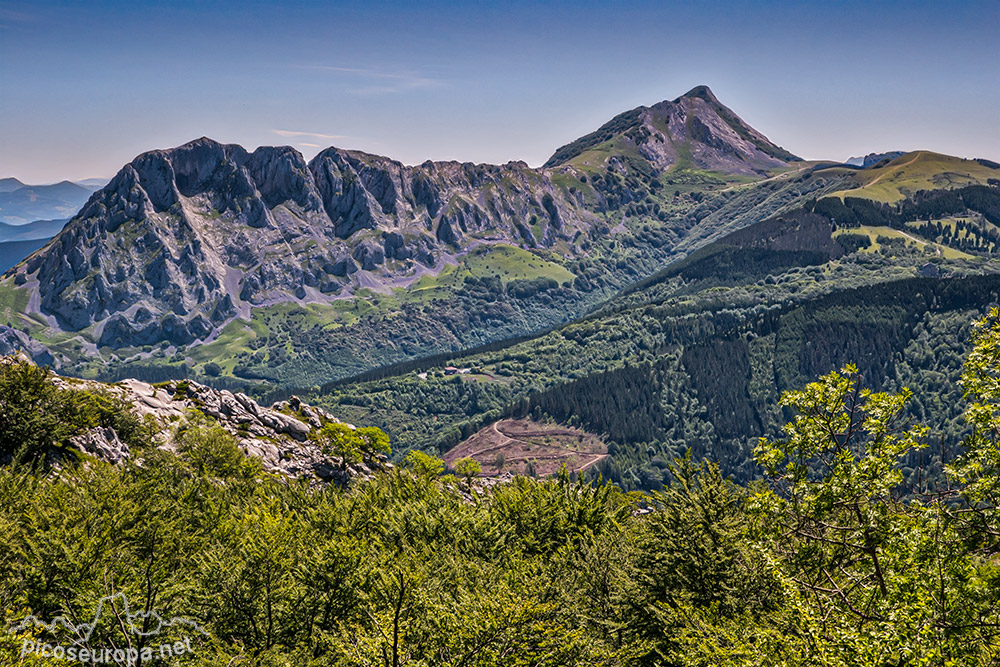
[0,360,84,464]
[0,358,156,466]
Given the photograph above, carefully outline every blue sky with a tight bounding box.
[1,0,998,182]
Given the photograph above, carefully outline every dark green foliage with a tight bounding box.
[0,359,81,464]
[959,184,1000,225]
[6,342,1000,664]
[810,195,857,224]
[308,329,550,396]
[631,457,782,664]
[836,232,872,253]
[489,274,1000,488]
[0,358,153,465]
[622,209,842,295]
[808,185,1000,252]
[809,194,898,227]
[9,310,1000,662]
[225,262,608,387]
[510,363,667,445]
[176,415,258,478]
[0,455,640,666]
[682,338,759,438]
[671,246,830,285]
[507,276,559,299]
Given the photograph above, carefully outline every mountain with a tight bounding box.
[75,177,109,189]
[0,238,50,275]
[0,86,819,384]
[544,85,800,173]
[0,178,27,193]
[12,137,600,342]
[7,87,995,391]
[844,151,906,168]
[0,218,67,243]
[0,179,96,224]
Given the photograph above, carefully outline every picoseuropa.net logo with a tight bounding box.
[8,592,206,664]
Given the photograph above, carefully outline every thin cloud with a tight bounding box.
[272,129,345,140]
[298,64,445,95]
[297,142,321,148]
[0,7,34,23]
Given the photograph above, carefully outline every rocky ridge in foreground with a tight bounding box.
[2,354,386,484]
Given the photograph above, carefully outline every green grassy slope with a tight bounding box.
[828,151,1000,202]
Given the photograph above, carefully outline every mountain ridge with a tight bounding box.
[0,179,99,224]
[2,86,807,367]
[13,86,992,387]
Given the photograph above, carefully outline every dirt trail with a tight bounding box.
[863,153,920,188]
[894,228,942,256]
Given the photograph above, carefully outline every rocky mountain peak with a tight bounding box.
[5,130,594,350]
[545,87,798,171]
[675,84,720,104]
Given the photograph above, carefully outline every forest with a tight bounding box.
[4,309,1000,665]
[317,231,1000,491]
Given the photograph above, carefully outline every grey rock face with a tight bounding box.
[247,146,324,211]
[140,380,387,484]
[311,149,381,239]
[0,327,23,357]
[352,241,385,270]
[21,365,390,485]
[14,137,593,351]
[70,427,130,465]
[382,231,409,260]
[0,326,54,366]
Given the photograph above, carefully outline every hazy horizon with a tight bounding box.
[2,0,999,183]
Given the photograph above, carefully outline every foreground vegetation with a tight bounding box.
[4,310,1000,664]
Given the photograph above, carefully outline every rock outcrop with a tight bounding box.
[70,427,130,465]
[43,369,388,485]
[0,325,54,366]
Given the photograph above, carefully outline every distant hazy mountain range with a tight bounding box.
[0,178,101,272]
[0,238,52,275]
[0,218,69,242]
[0,177,104,225]
[0,219,72,273]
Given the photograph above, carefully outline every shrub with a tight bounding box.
[1,359,81,464]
